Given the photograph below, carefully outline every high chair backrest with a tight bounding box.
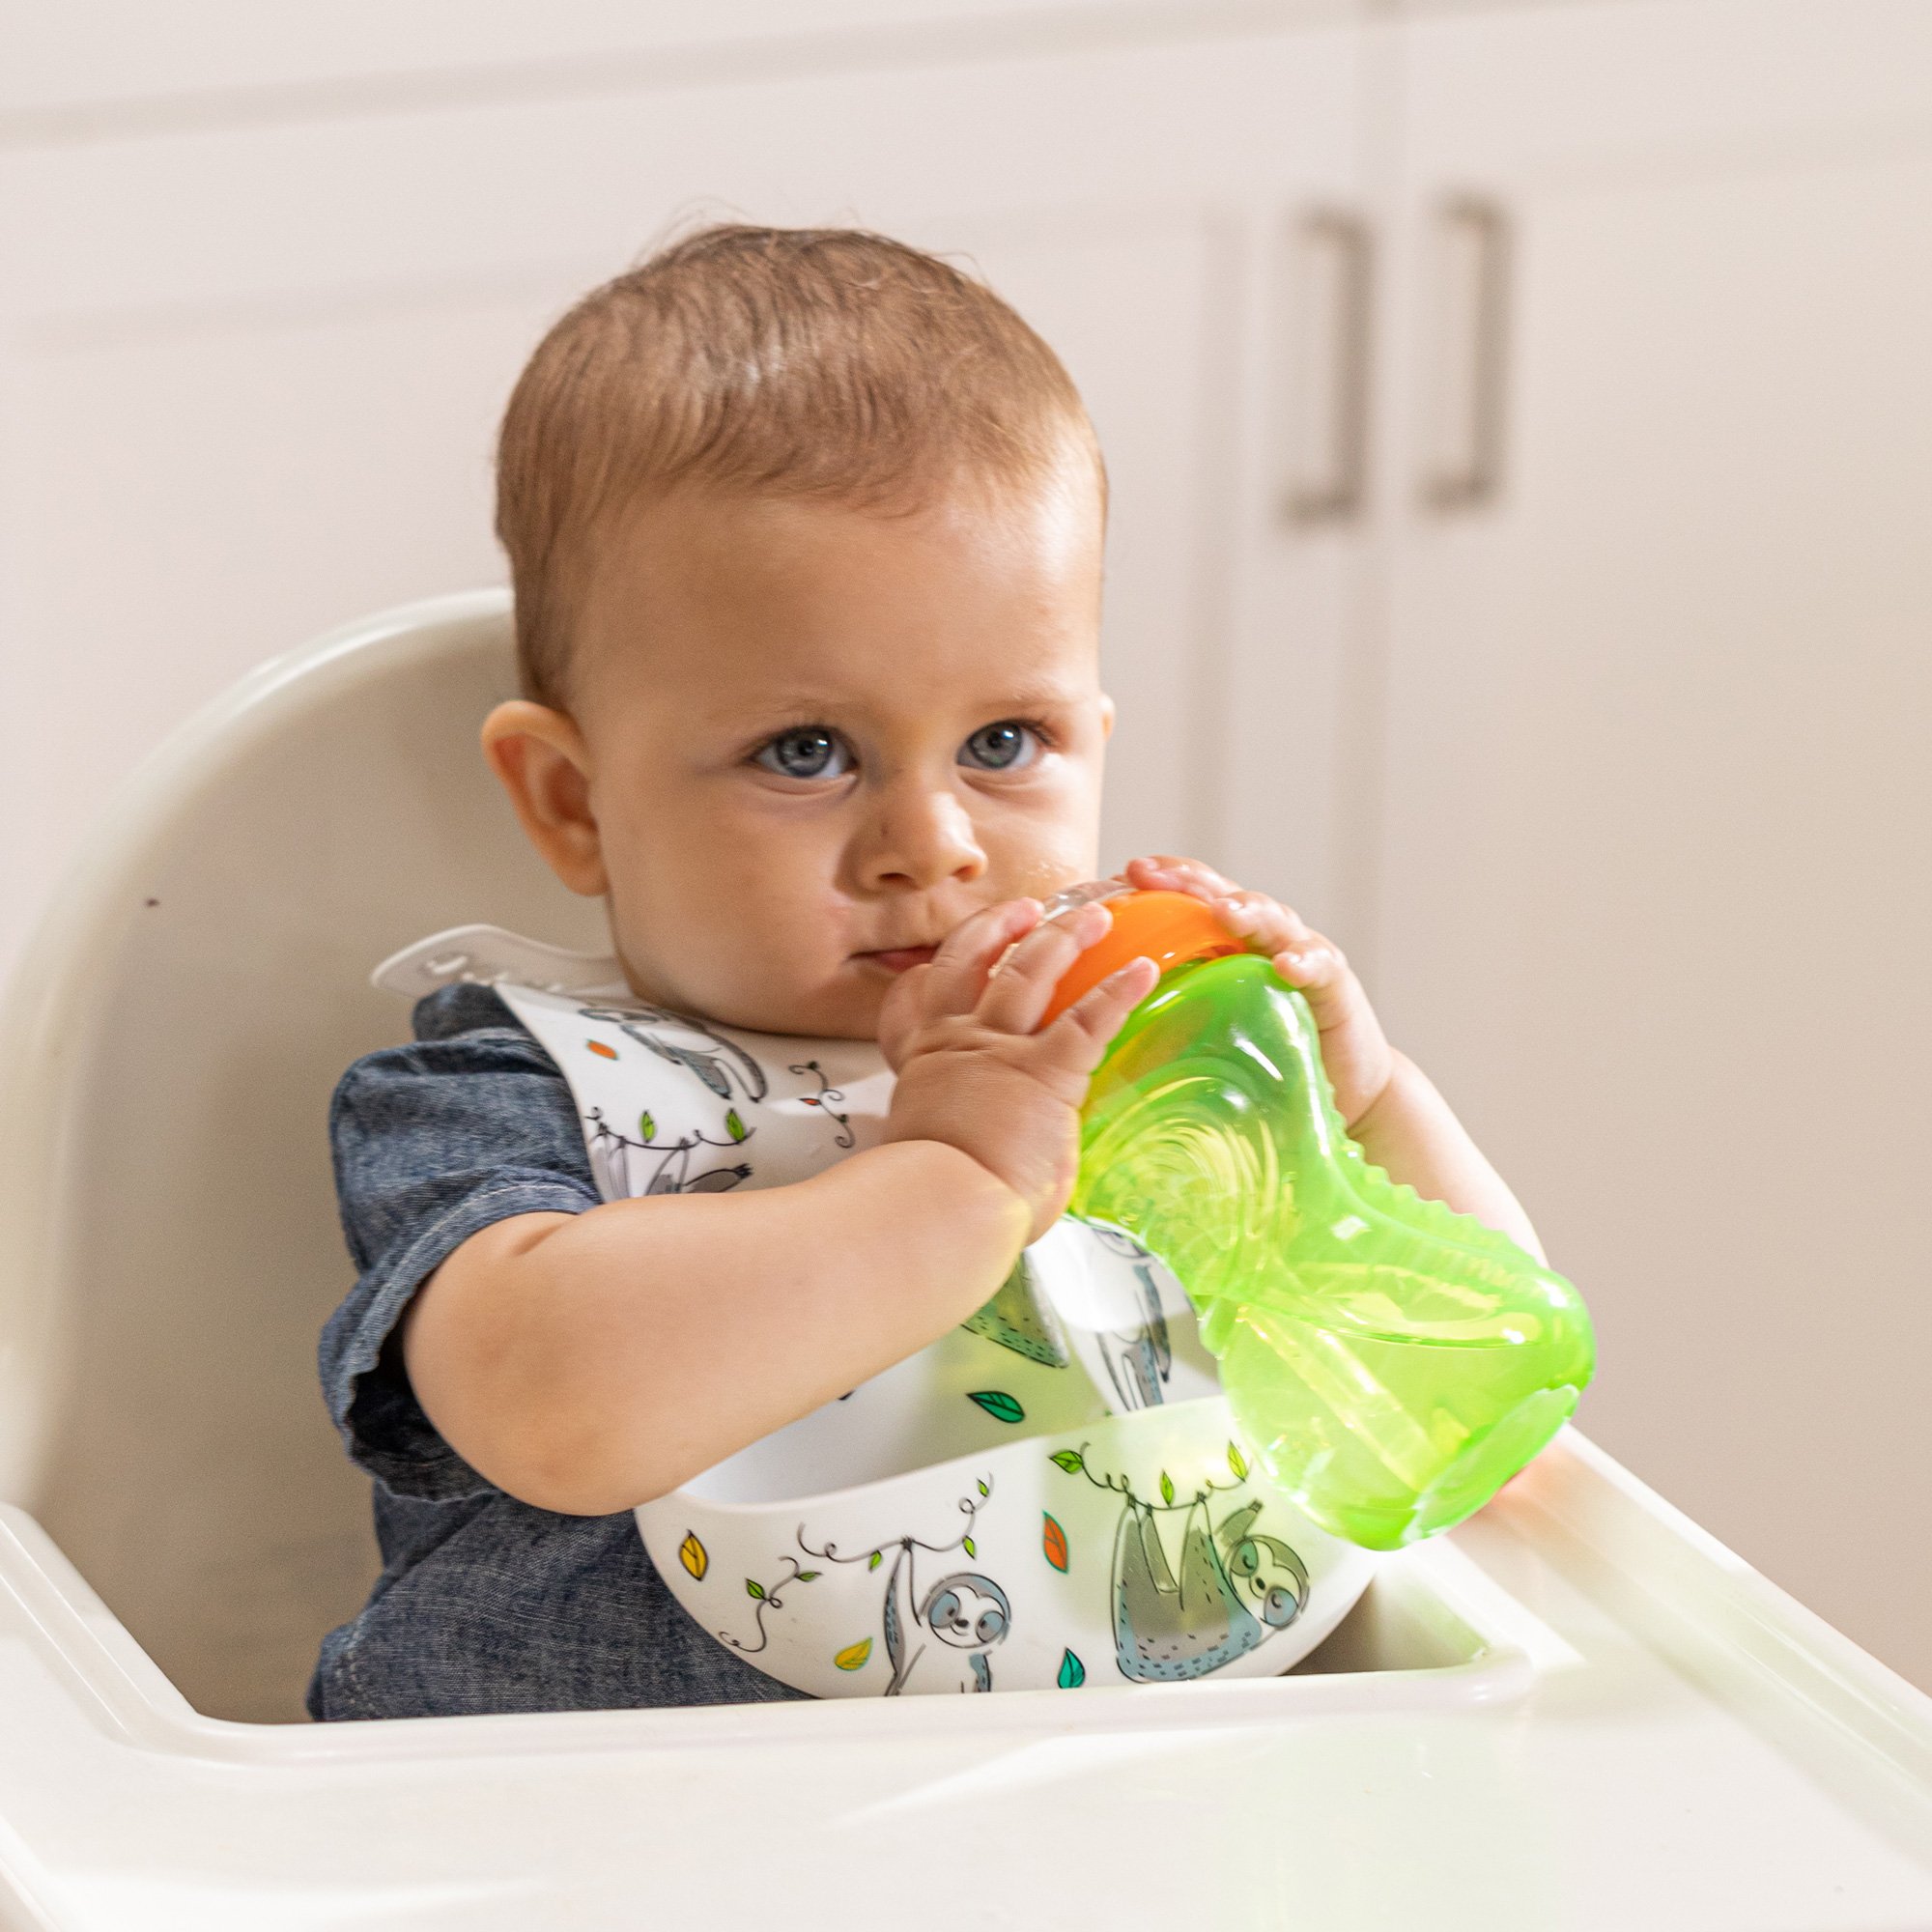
[0,592,603,1721]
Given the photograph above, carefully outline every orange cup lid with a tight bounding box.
[1039,889,1240,1024]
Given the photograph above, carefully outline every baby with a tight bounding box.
[310,224,1539,1720]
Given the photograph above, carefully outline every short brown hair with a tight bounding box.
[495,223,1105,706]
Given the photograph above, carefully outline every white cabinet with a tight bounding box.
[0,19,1369,977]
[2,0,1340,120]
[1367,0,1932,1684]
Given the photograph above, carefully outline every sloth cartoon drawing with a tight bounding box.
[579,1005,769,1102]
[1089,1227,1174,1409]
[797,1488,1010,1694]
[1215,1499,1311,1634]
[963,1253,1070,1368]
[1111,1492,1309,1683]
[882,1546,1011,1694]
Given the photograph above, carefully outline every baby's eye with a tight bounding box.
[754,726,852,781]
[958,721,1040,772]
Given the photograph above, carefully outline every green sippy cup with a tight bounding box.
[1046,884,1595,1550]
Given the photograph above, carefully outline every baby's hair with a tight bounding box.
[496,222,1107,707]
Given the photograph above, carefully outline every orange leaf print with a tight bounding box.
[586,1039,618,1060]
[834,1636,873,1672]
[677,1531,708,1581]
[1042,1512,1069,1573]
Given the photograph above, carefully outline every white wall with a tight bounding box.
[0,0,1351,984]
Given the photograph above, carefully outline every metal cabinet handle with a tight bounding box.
[1422,195,1512,512]
[1281,210,1374,526]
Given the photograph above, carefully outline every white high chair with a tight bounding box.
[2,592,1930,1929]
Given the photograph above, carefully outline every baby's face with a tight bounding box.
[509,473,1110,1037]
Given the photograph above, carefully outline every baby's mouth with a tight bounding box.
[855,945,938,975]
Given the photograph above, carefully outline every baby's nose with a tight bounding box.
[856,786,986,892]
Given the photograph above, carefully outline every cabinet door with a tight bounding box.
[0,18,1369,978]
[1372,0,1932,1682]
[0,20,1371,1719]
[5,0,1284,120]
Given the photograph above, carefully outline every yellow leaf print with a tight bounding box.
[678,1531,708,1581]
[834,1636,873,1672]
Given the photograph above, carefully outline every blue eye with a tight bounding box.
[959,721,1039,772]
[1261,1585,1300,1629]
[755,727,851,781]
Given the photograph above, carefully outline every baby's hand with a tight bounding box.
[878,898,1159,1243]
[1122,854,1395,1128]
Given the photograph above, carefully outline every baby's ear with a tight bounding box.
[480,701,609,897]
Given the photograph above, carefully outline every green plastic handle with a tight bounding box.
[1070,952,1595,1549]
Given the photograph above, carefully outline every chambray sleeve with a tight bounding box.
[318,983,601,1501]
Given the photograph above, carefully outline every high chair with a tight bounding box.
[1,592,1929,1927]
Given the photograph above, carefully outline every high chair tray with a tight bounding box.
[0,1430,1928,1929]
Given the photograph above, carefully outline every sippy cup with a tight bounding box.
[1045,883,1596,1550]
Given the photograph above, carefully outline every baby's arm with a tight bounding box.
[1122,856,1545,1262]
[401,898,1155,1515]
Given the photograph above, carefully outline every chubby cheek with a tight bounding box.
[603,806,864,1029]
[980,803,1100,905]
[1002,842,1095,905]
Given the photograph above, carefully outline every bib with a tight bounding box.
[371,925,1365,1698]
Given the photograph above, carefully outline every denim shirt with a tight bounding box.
[309,981,806,1719]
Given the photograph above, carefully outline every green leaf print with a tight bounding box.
[1159,1470,1176,1506]
[724,1108,748,1143]
[745,1578,765,1601]
[1057,1649,1087,1690]
[967,1390,1026,1425]
[1227,1440,1249,1481]
[638,1111,656,1144]
[1050,1450,1085,1475]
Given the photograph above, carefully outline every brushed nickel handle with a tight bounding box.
[1422,195,1512,512]
[1281,210,1374,526]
